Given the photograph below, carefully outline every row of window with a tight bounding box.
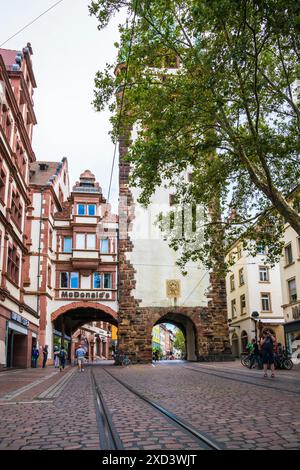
[229,266,269,291]
[60,272,112,289]
[77,204,97,216]
[231,278,298,318]
[231,292,272,318]
[0,161,23,229]
[229,240,300,268]
[62,236,110,253]
[228,244,267,264]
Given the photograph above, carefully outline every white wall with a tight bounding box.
[128,184,209,308]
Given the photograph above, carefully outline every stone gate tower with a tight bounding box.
[117,132,232,363]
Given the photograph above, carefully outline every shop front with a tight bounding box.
[5,312,36,368]
[284,319,300,365]
[53,329,71,361]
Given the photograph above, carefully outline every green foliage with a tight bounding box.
[152,345,163,360]
[173,330,186,356]
[90,0,300,273]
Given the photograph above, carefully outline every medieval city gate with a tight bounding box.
[116,117,232,363]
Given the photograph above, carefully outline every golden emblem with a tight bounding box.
[166,280,181,298]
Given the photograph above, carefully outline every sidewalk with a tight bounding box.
[0,365,73,402]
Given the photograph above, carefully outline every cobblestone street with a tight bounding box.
[0,361,299,450]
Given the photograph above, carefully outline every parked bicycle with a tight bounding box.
[241,353,263,369]
[274,351,293,370]
[241,351,293,370]
[114,350,137,367]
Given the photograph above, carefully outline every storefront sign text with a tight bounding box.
[11,312,29,327]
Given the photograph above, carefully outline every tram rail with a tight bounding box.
[182,365,300,396]
[91,365,223,451]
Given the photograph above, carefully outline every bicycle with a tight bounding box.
[241,354,251,367]
[241,353,263,369]
[274,351,293,370]
[114,350,136,367]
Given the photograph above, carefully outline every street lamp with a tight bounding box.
[251,311,259,341]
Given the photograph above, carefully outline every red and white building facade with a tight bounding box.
[0,45,117,368]
[0,44,39,369]
[26,168,118,363]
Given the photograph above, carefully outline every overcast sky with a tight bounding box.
[0,0,124,212]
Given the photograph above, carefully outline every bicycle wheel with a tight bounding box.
[283,359,293,370]
[122,356,132,367]
[241,356,250,367]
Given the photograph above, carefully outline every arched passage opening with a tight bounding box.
[51,302,118,363]
[153,312,198,361]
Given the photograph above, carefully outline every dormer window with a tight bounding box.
[39,163,49,171]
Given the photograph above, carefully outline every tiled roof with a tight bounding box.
[0,49,19,69]
[29,161,61,186]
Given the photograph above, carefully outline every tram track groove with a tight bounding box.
[95,365,223,450]
[91,368,124,450]
[182,365,300,396]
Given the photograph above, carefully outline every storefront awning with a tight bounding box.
[8,321,28,335]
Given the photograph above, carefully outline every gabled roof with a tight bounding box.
[29,161,62,186]
[0,48,19,69]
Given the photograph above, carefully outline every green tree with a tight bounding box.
[89,0,300,272]
[173,329,186,357]
[152,345,163,360]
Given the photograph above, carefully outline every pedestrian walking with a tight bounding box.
[32,345,39,368]
[59,346,67,371]
[260,329,276,378]
[42,345,48,368]
[76,345,86,372]
[53,346,60,368]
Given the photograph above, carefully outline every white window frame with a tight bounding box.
[76,233,85,249]
[86,234,96,249]
[259,266,269,282]
[288,278,297,303]
[261,293,271,312]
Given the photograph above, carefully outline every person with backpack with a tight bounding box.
[76,345,86,372]
[260,329,276,378]
[58,346,67,372]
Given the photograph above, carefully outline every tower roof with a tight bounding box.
[72,169,103,195]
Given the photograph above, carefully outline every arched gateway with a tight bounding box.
[50,302,119,362]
